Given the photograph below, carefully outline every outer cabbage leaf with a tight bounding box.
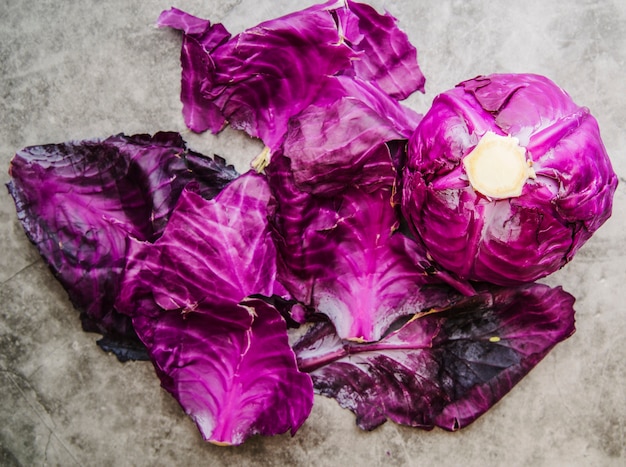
[132,297,312,446]
[6,132,238,358]
[334,0,425,99]
[310,188,455,342]
[158,5,354,150]
[116,172,313,445]
[158,0,425,151]
[283,76,421,196]
[118,173,282,311]
[157,8,231,134]
[266,154,339,307]
[294,283,576,431]
[402,73,618,285]
[267,155,453,341]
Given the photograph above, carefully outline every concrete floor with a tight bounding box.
[1,0,625,465]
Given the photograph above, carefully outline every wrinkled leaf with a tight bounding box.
[158,4,353,150]
[157,7,231,134]
[294,283,576,431]
[117,173,284,314]
[267,155,452,341]
[116,172,312,445]
[158,0,425,151]
[7,132,237,354]
[283,76,421,196]
[334,0,425,99]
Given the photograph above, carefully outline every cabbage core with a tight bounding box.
[463,131,536,199]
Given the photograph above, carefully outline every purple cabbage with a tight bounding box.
[6,1,609,448]
[402,73,618,285]
[304,187,451,342]
[115,172,313,445]
[158,0,424,151]
[7,132,238,359]
[294,283,576,431]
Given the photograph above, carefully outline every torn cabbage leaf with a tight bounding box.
[7,132,238,359]
[116,172,313,445]
[294,283,576,431]
[283,75,422,196]
[267,154,457,342]
[158,0,425,150]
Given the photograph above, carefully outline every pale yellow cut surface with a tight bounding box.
[463,131,536,199]
[252,146,271,173]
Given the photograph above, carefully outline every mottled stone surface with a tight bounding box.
[1,1,624,465]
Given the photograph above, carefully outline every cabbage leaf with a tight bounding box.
[294,283,576,430]
[267,155,456,342]
[7,132,238,359]
[158,0,425,150]
[116,172,313,445]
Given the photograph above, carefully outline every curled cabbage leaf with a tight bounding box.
[283,75,421,196]
[7,132,238,359]
[116,172,313,445]
[331,0,425,99]
[402,73,618,285]
[158,0,425,151]
[267,154,457,342]
[294,283,576,431]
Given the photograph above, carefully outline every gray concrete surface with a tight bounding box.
[1,0,624,465]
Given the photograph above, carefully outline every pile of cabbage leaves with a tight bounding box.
[7,0,617,446]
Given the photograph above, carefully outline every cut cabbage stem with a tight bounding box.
[252,146,271,173]
[463,131,536,199]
